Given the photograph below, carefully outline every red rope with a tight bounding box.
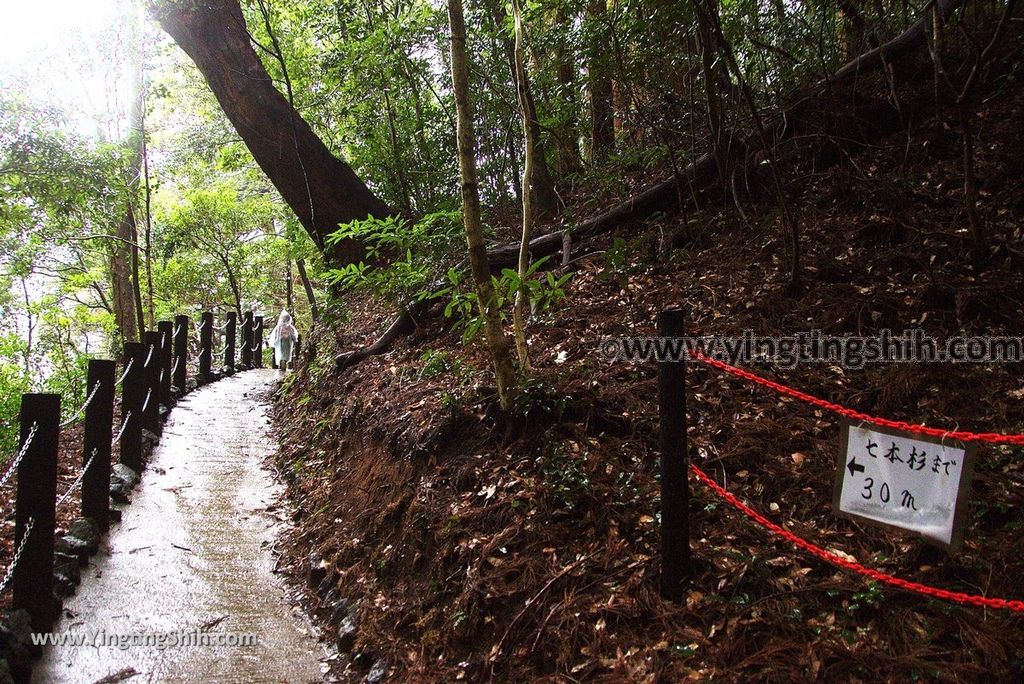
[688,351,1024,446]
[690,463,1024,612]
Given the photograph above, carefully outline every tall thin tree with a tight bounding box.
[512,0,534,370]
[448,0,517,411]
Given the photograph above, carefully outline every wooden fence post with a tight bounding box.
[657,308,689,600]
[143,331,162,435]
[254,315,264,368]
[82,359,115,534]
[241,310,254,368]
[225,311,237,374]
[12,393,60,632]
[158,320,173,409]
[173,314,189,394]
[199,311,213,383]
[120,342,145,472]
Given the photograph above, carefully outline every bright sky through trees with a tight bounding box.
[0,0,130,136]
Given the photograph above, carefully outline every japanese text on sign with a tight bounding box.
[833,421,976,549]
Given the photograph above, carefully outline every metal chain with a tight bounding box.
[171,357,181,377]
[143,345,155,368]
[217,320,231,331]
[115,358,135,387]
[195,318,209,331]
[56,448,97,510]
[173,322,183,338]
[0,518,34,594]
[141,388,153,413]
[111,411,132,446]
[0,423,38,490]
[59,381,102,429]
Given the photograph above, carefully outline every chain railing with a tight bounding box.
[0,517,34,594]
[114,357,134,388]
[0,422,37,490]
[0,309,276,638]
[59,382,102,429]
[56,448,98,510]
[111,411,132,447]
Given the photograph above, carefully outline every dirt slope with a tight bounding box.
[272,33,1024,683]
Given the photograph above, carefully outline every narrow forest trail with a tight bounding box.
[32,370,325,684]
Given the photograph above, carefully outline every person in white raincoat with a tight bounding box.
[269,310,299,372]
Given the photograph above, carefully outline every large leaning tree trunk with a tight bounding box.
[148,0,392,265]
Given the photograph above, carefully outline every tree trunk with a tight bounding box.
[836,0,869,59]
[223,255,243,319]
[110,7,145,346]
[296,258,320,322]
[485,0,559,220]
[110,209,138,346]
[449,0,517,412]
[383,90,416,216]
[141,78,156,330]
[588,0,615,164]
[286,256,294,312]
[709,5,801,291]
[695,0,727,184]
[148,0,393,265]
[512,0,533,370]
[553,6,582,178]
[130,214,146,337]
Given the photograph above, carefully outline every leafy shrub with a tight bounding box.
[430,256,573,342]
[324,212,463,305]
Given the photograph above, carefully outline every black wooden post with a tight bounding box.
[158,320,173,409]
[199,312,213,382]
[82,360,115,533]
[120,342,145,472]
[12,393,60,631]
[254,315,264,368]
[657,308,689,600]
[241,310,254,368]
[143,331,162,435]
[173,314,188,394]
[225,311,237,374]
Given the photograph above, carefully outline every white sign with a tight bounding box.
[833,421,976,549]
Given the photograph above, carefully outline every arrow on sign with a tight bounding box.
[847,457,865,476]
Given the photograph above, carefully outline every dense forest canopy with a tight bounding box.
[0,0,1006,442]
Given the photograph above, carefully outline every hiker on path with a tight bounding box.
[269,310,299,373]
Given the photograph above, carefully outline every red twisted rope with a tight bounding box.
[688,351,1024,446]
[690,463,1024,612]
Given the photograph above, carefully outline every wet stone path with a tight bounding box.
[33,370,324,683]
